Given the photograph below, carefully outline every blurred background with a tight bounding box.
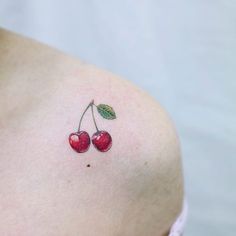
[0,0,235,235]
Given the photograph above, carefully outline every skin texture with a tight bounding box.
[0,28,184,236]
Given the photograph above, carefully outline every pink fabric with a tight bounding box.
[168,200,188,236]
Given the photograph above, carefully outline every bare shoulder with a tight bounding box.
[68,64,184,235]
[0,29,184,236]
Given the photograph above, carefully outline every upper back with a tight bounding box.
[0,28,183,236]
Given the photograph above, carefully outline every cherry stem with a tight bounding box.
[77,99,99,132]
[91,102,99,132]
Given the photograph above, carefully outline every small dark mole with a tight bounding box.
[87,164,91,167]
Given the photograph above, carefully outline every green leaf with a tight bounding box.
[97,104,116,120]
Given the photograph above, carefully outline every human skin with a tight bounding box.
[0,28,184,236]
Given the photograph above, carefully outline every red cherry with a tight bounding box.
[69,131,90,153]
[92,130,112,152]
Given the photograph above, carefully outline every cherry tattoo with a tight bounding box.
[69,100,116,153]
